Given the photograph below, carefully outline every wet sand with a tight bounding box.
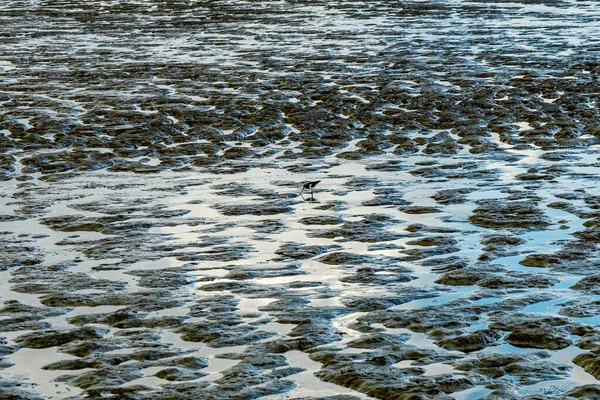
[2,0,600,399]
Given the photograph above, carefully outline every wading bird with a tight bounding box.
[300,180,321,196]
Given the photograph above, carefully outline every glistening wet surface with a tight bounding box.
[2,0,600,399]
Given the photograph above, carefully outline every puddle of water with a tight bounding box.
[373,325,440,350]
[268,350,371,399]
[64,305,126,318]
[522,298,564,313]
[451,385,493,400]
[310,297,344,307]
[239,297,277,312]
[422,362,458,376]
[4,347,84,399]
[191,268,230,278]
[121,375,165,389]
[198,356,241,382]
[259,321,295,336]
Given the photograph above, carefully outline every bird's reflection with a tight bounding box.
[300,193,318,202]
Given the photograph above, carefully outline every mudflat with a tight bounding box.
[1,0,600,399]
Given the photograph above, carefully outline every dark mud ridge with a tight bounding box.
[2,0,600,399]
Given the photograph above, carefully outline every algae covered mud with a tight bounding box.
[1,0,600,398]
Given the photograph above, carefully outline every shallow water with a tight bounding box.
[2,0,600,399]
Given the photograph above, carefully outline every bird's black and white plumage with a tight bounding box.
[300,180,320,195]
